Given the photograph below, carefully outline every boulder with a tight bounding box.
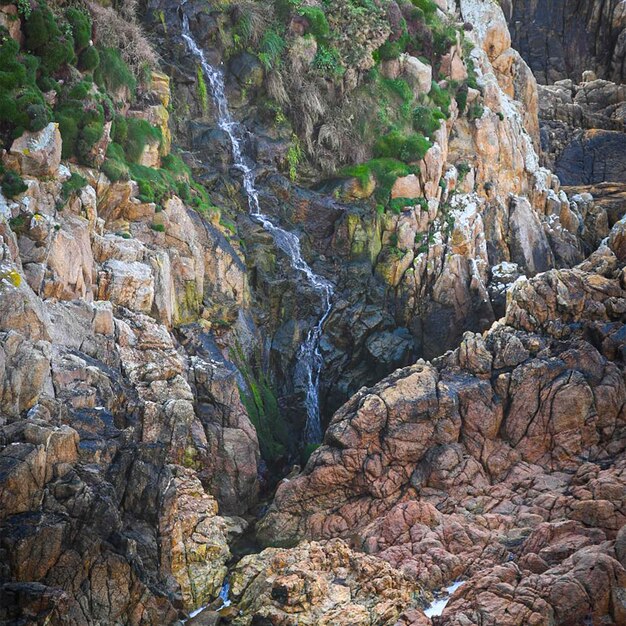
[4,123,62,178]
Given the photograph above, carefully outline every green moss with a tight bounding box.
[150,223,165,232]
[341,157,420,205]
[286,133,303,182]
[301,442,320,466]
[234,344,290,463]
[196,64,209,115]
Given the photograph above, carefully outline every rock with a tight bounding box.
[3,123,62,178]
[391,174,421,199]
[98,260,155,312]
[460,0,511,62]
[149,70,171,108]
[507,196,554,274]
[230,539,425,626]
[0,3,21,41]
[556,129,626,185]
[508,0,626,83]
[401,55,433,96]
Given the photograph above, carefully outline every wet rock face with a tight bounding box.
[506,0,626,84]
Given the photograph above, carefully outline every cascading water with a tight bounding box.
[180,4,333,443]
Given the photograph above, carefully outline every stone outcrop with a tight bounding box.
[0,62,260,624]
[1,0,625,624]
[256,217,626,624]
[229,538,425,626]
[505,0,626,84]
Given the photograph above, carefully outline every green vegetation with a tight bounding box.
[125,118,162,164]
[298,6,330,42]
[341,158,420,205]
[287,134,303,182]
[413,105,446,137]
[313,43,343,76]
[234,345,290,463]
[60,172,87,203]
[1,168,27,198]
[95,47,136,94]
[66,8,92,52]
[23,3,75,75]
[258,29,285,71]
[78,46,100,72]
[374,130,431,162]
[301,442,320,466]
[0,27,51,140]
[457,162,470,182]
[196,65,209,115]
[150,223,165,232]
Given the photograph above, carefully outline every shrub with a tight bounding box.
[299,7,330,42]
[150,223,165,232]
[57,114,79,158]
[95,47,136,94]
[78,46,100,72]
[455,82,468,113]
[413,105,445,136]
[125,118,162,164]
[468,101,485,121]
[374,130,431,162]
[313,44,343,76]
[25,103,49,131]
[76,120,104,161]
[457,161,470,182]
[61,172,87,201]
[102,157,129,182]
[429,81,451,116]
[388,196,417,214]
[376,30,409,61]
[1,170,27,198]
[66,8,91,52]
[23,4,74,75]
[111,115,128,145]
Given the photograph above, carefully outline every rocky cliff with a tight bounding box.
[0,1,624,625]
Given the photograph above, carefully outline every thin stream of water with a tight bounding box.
[180,4,333,443]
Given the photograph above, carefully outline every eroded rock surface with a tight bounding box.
[256,218,626,624]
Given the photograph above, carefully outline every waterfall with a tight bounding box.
[180,5,333,443]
